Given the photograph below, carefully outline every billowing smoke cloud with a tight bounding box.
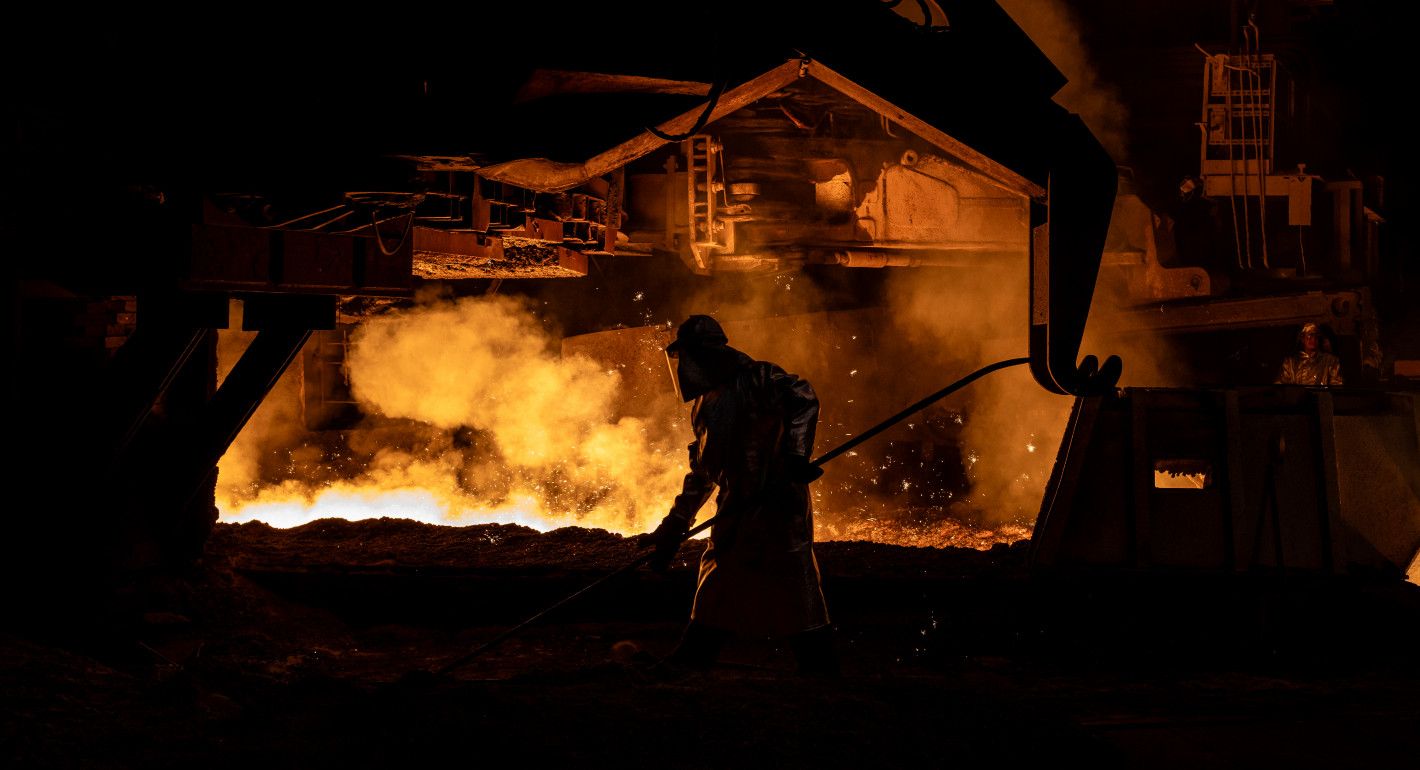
[216,257,1180,547]
[998,0,1129,162]
[218,219,1181,550]
[349,295,620,466]
[349,292,690,532]
[881,263,1069,522]
[878,254,1185,528]
[218,293,688,533]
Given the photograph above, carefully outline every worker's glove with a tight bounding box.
[784,455,824,483]
[640,517,688,572]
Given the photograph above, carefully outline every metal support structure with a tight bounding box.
[172,326,313,511]
[110,294,334,529]
[103,325,209,459]
[99,292,230,468]
[1027,111,1122,396]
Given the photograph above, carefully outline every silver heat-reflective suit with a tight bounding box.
[663,351,829,637]
[1276,351,1344,386]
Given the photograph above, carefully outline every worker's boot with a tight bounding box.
[790,624,839,677]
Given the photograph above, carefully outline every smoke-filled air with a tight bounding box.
[217,244,1180,548]
[213,0,1170,547]
[217,294,689,534]
[998,0,1129,162]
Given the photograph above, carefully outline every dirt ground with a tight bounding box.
[5,519,1420,768]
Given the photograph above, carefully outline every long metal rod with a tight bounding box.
[435,517,716,675]
[811,357,1030,468]
[433,357,1031,674]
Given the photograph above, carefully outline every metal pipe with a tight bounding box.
[830,249,1023,268]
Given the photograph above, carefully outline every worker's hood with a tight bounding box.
[665,344,747,402]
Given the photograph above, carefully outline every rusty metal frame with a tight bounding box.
[477,60,806,193]
[1094,290,1367,336]
[477,58,1047,202]
[802,60,1046,201]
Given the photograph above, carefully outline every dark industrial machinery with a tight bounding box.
[1029,6,1419,580]
[1032,388,1420,581]
[1089,43,1389,386]
[9,1,1121,583]
[190,54,1115,397]
[7,0,1415,592]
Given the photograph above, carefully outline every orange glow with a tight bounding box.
[218,295,689,536]
[215,292,1061,551]
[219,487,554,530]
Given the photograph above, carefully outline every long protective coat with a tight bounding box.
[664,351,829,637]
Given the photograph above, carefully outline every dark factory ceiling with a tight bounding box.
[3,0,1412,287]
[5,3,1060,190]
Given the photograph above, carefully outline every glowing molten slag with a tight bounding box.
[219,487,580,531]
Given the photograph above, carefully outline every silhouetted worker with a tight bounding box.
[1276,321,1343,386]
[643,315,835,674]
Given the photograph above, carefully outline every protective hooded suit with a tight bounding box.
[652,315,830,640]
[1276,322,1344,386]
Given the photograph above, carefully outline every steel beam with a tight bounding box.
[1027,110,1122,396]
[173,326,313,511]
[1095,290,1363,336]
[99,292,229,466]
